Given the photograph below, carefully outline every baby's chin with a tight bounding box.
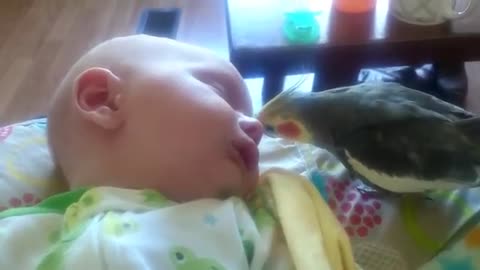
[208,168,259,201]
[243,168,260,197]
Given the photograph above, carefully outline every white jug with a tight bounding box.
[390,0,476,25]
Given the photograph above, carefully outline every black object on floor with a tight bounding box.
[136,8,181,39]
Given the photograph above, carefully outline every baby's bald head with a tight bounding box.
[47,35,262,201]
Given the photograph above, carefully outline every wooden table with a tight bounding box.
[226,0,480,103]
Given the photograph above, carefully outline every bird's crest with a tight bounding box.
[261,73,308,111]
[257,74,308,125]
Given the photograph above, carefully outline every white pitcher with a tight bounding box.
[390,0,477,25]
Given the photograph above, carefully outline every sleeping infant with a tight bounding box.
[0,35,355,270]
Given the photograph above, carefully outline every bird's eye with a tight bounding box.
[264,125,275,134]
[264,125,277,137]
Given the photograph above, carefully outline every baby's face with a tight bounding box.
[115,54,263,201]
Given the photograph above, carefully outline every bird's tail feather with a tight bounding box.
[455,117,480,162]
[455,117,480,144]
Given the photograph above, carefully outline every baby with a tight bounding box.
[47,34,262,202]
[0,35,355,270]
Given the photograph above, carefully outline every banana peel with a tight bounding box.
[261,169,361,270]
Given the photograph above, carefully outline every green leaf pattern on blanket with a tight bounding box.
[247,183,276,231]
[239,228,255,266]
[141,189,170,207]
[36,188,170,270]
[102,212,139,237]
[37,190,103,270]
[35,187,263,270]
[37,220,91,270]
[63,189,102,232]
[169,246,227,270]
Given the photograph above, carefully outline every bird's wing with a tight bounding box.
[353,83,475,121]
[335,118,480,185]
[315,86,474,139]
[314,92,450,139]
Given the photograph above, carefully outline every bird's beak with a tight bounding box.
[256,110,264,121]
[255,112,277,138]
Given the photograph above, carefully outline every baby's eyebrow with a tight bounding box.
[191,62,251,113]
[192,64,237,94]
[193,63,236,86]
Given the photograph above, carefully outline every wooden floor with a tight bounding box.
[0,0,228,125]
[0,0,479,126]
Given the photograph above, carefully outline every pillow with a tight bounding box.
[0,118,66,210]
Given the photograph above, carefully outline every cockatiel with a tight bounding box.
[257,82,480,194]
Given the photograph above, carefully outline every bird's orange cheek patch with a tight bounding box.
[277,121,301,139]
[466,227,480,248]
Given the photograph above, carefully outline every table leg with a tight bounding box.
[262,70,286,104]
[312,65,361,91]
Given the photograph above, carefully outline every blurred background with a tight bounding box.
[0,0,479,125]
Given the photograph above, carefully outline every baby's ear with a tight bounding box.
[73,67,124,130]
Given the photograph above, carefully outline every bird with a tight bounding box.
[257,81,480,195]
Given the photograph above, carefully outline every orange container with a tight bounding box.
[333,0,376,13]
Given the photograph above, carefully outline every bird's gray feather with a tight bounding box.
[337,119,480,183]
[298,83,473,136]
[293,82,480,187]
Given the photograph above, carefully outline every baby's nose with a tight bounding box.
[238,115,264,145]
